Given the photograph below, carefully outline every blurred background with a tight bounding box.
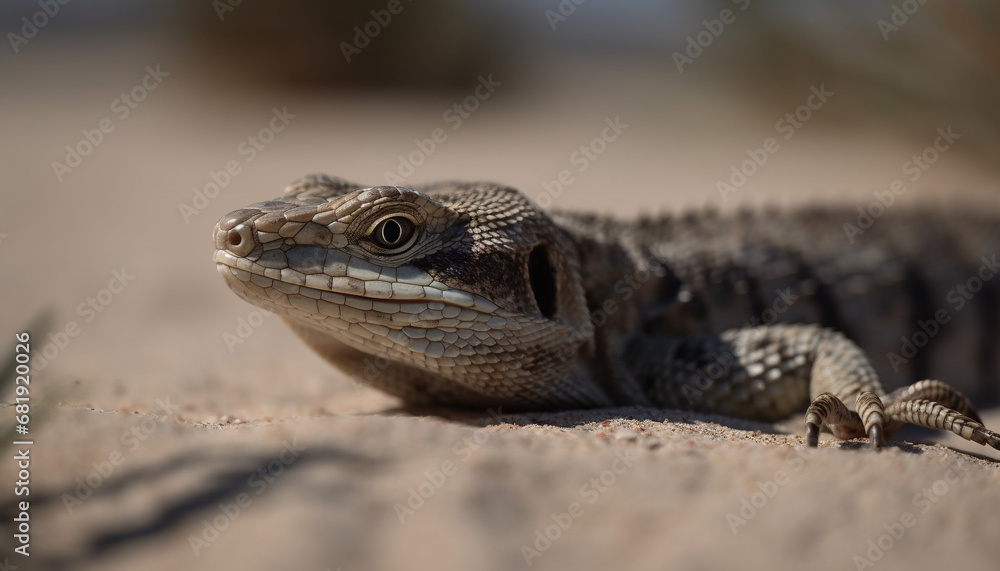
[3,1,1000,570]
[4,0,1000,214]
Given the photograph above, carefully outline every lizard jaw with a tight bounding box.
[213,247,520,366]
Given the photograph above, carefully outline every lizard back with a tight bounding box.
[554,206,1000,402]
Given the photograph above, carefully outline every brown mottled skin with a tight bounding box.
[213,175,1000,450]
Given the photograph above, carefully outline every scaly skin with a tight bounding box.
[213,175,1000,450]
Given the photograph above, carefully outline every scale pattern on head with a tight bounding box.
[213,175,602,407]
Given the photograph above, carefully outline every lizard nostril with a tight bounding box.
[220,223,255,257]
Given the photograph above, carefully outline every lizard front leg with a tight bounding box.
[625,324,999,450]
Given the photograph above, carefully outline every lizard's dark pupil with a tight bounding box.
[373,217,414,250]
[382,220,402,244]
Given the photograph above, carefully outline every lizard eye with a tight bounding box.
[369,216,416,251]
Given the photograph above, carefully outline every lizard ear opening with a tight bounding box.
[528,245,558,319]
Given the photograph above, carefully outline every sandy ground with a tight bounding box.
[2,38,1000,571]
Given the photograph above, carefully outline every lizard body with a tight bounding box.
[213,175,1000,450]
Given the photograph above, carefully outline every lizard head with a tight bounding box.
[213,175,599,407]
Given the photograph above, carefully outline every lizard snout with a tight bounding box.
[214,208,260,257]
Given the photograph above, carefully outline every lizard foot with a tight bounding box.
[804,391,886,449]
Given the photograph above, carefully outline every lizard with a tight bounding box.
[212,174,1000,451]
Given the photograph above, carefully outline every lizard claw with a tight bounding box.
[868,424,883,450]
[856,391,886,452]
[806,422,820,448]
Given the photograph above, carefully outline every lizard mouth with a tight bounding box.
[213,249,493,310]
[213,249,507,332]
[214,249,512,361]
